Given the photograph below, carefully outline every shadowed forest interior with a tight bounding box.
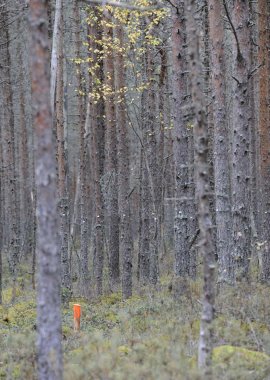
[1,0,270,379]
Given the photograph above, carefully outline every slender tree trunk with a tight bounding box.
[55,0,72,299]
[0,1,20,297]
[88,14,105,296]
[230,0,252,280]
[208,0,232,282]
[103,16,120,290]
[30,0,63,378]
[74,4,90,296]
[145,42,159,285]
[139,42,154,285]
[164,128,175,255]
[185,0,215,374]
[114,23,133,299]
[139,146,151,284]
[18,22,33,260]
[157,47,166,264]
[0,125,2,304]
[91,104,105,295]
[258,0,270,281]
[172,1,194,279]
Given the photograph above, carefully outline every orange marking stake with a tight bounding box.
[73,304,81,332]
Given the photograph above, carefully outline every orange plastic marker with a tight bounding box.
[73,304,81,332]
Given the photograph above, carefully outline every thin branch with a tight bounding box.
[223,0,242,61]
[164,0,177,10]
[79,0,164,11]
[232,76,241,86]
[248,62,264,79]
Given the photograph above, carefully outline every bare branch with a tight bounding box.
[223,0,242,61]
[79,0,165,11]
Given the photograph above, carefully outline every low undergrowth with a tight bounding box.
[0,278,270,379]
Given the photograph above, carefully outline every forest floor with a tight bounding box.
[1,273,270,379]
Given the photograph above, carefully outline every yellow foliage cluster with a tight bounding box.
[73,1,168,106]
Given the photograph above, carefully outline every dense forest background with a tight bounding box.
[0,0,270,379]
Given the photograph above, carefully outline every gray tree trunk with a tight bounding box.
[74,4,90,296]
[145,42,159,285]
[138,147,151,284]
[208,0,232,283]
[0,1,20,297]
[258,0,270,281]
[0,127,2,303]
[172,1,195,279]
[114,23,133,299]
[30,0,63,378]
[88,13,105,296]
[230,0,252,280]
[18,17,33,260]
[185,0,216,374]
[55,0,72,300]
[103,16,120,290]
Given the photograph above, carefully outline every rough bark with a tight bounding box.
[29,0,63,378]
[185,0,216,374]
[208,0,232,282]
[103,16,120,290]
[258,0,270,281]
[0,1,20,295]
[0,124,2,303]
[55,0,72,299]
[114,23,133,299]
[18,21,33,260]
[138,146,151,283]
[139,40,154,285]
[74,4,90,296]
[88,14,105,296]
[230,0,252,280]
[172,1,195,278]
[157,46,167,264]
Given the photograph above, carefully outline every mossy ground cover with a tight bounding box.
[0,278,270,379]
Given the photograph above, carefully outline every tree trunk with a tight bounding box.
[55,0,72,300]
[88,13,105,296]
[0,1,20,297]
[18,22,33,261]
[185,0,216,374]
[172,1,195,279]
[258,0,270,281]
[103,15,120,290]
[74,4,90,296]
[230,0,252,280]
[30,0,63,378]
[114,23,133,299]
[0,124,2,303]
[139,146,151,284]
[208,0,232,282]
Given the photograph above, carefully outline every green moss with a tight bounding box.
[213,345,269,367]
[6,301,36,328]
[129,315,149,333]
[62,325,73,338]
[2,287,23,303]
[124,295,143,305]
[11,364,21,379]
[104,311,119,324]
[213,345,270,379]
[100,292,122,306]
[118,345,131,355]
[160,275,172,287]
